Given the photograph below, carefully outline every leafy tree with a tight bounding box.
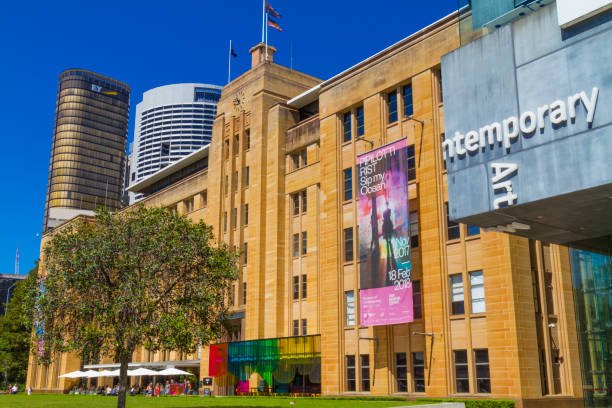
[28,206,237,408]
[0,263,38,387]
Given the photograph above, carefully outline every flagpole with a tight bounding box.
[228,40,231,84]
[261,0,265,43]
[265,13,268,61]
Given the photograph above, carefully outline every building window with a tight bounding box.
[361,354,370,392]
[223,212,227,232]
[441,133,447,171]
[292,193,300,216]
[395,353,407,392]
[413,280,422,319]
[345,290,355,326]
[230,284,235,306]
[293,276,300,300]
[243,242,248,264]
[454,350,470,393]
[344,227,354,262]
[243,282,247,304]
[301,190,307,213]
[292,153,300,170]
[450,274,465,315]
[293,320,299,336]
[403,85,413,117]
[343,112,352,143]
[300,149,307,167]
[234,135,239,155]
[346,355,356,392]
[233,171,238,190]
[232,208,237,227]
[225,140,230,159]
[343,168,353,201]
[446,203,460,240]
[408,144,416,181]
[301,319,307,336]
[301,274,307,298]
[161,142,170,156]
[388,91,398,123]
[293,233,299,258]
[301,231,307,255]
[470,271,486,313]
[201,190,207,208]
[244,204,249,225]
[245,166,250,187]
[413,351,425,392]
[184,198,194,213]
[225,175,228,195]
[410,211,419,248]
[467,225,480,236]
[475,349,491,393]
[357,106,364,137]
[245,129,251,149]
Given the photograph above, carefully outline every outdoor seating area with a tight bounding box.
[60,367,198,396]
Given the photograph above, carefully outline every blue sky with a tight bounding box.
[0,0,457,275]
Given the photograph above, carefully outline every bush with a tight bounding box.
[416,398,515,408]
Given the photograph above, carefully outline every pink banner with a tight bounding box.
[357,139,413,326]
[360,285,414,326]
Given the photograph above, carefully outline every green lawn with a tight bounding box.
[0,394,428,408]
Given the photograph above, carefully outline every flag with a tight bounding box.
[268,17,282,32]
[265,2,281,19]
[231,47,237,57]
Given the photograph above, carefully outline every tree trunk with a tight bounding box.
[116,355,130,408]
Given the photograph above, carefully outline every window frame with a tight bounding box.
[360,354,371,392]
[343,112,352,143]
[454,349,470,393]
[413,351,425,392]
[345,290,355,326]
[450,273,465,315]
[470,271,486,314]
[293,276,300,300]
[344,227,354,262]
[412,280,422,319]
[301,274,307,298]
[357,106,364,137]
[301,231,307,255]
[346,355,356,392]
[446,203,460,240]
[395,352,408,392]
[343,168,353,201]
[403,85,413,117]
[293,233,300,258]
[388,91,398,123]
[474,349,491,393]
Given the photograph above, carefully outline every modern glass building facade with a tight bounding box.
[43,69,130,231]
[570,250,612,408]
[128,83,221,203]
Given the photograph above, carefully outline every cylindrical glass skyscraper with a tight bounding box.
[43,69,130,231]
[128,83,221,203]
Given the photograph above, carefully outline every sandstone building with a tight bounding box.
[28,12,585,407]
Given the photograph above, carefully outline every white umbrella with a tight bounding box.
[128,368,158,376]
[98,369,120,377]
[156,367,193,376]
[83,370,101,378]
[59,370,86,378]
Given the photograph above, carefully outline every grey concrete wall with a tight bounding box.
[441,3,612,222]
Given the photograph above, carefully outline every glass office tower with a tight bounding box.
[43,69,130,232]
[570,249,612,408]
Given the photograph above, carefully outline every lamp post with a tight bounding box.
[4,282,16,316]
